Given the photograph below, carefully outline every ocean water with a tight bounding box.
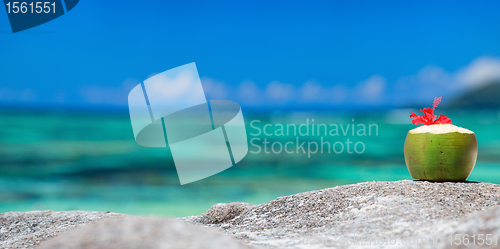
[0,108,499,217]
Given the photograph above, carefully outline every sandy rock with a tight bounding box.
[185,180,500,248]
[425,206,500,249]
[3,180,500,249]
[0,210,124,249]
[193,202,255,224]
[36,216,253,249]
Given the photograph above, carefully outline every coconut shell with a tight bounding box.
[404,131,478,181]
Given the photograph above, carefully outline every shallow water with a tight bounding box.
[0,108,499,217]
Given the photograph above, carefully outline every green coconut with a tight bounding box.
[404,124,478,181]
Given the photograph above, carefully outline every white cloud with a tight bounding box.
[19,89,37,102]
[417,65,452,85]
[0,88,16,101]
[331,85,349,103]
[298,80,349,104]
[238,80,346,105]
[79,78,138,105]
[355,75,386,104]
[201,77,229,99]
[455,57,500,87]
[144,70,206,105]
[172,56,500,107]
[0,88,37,102]
[394,56,500,105]
[237,80,262,105]
[265,81,295,103]
[298,81,349,104]
[394,65,456,104]
[299,80,322,102]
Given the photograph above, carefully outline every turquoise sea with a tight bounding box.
[1,108,499,217]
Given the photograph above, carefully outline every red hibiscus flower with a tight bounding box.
[409,96,452,125]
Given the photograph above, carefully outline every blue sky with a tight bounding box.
[1,0,500,110]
